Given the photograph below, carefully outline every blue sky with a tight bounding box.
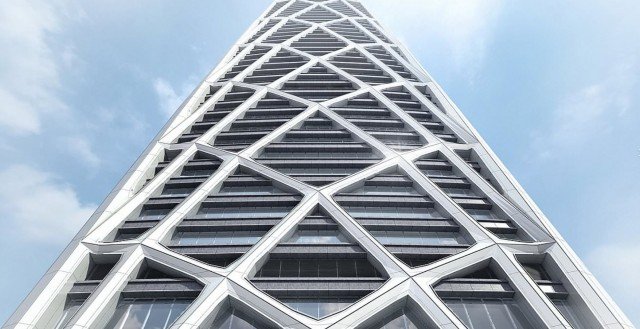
[0,0,638,325]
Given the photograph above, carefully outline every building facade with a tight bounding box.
[3,1,633,328]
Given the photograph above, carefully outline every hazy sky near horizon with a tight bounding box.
[0,0,638,325]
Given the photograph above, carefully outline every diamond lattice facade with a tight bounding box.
[4,1,634,328]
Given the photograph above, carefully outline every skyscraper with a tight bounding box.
[4,0,633,328]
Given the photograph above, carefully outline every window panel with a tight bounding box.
[120,302,152,329]
[257,259,380,278]
[371,231,467,246]
[259,261,281,277]
[318,260,338,277]
[171,231,266,246]
[375,308,429,329]
[144,301,173,329]
[286,230,349,244]
[161,187,194,197]
[105,299,191,329]
[54,299,84,329]
[465,300,493,329]
[447,299,473,328]
[282,299,355,319]
[445,299,535,329]
[553,300,587,329]
[166,301,190,328]
[337,259,357,277]
[300,260,319,277]
[138,208,171,221]
[355,260,376,277]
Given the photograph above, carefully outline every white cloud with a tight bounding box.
[587,243,640,324]
[62,136,101,168]
[366,0,504,76]
[153,78,196,118]
[0,89,42,135]
[533,62,636,158]
[0,165,96,244]
[0,0,72,135]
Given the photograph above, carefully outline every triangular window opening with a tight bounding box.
[335,170,472,267]
[256,113,381,186]
[436,265,538,329]
[251,206,387,319]
[168,167,303,268]
[211,307,278,329]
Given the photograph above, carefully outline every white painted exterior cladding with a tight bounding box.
[3,1,633,328]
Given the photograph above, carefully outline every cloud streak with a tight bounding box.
[0,165,96,244]
[366,0,504,78]
[0,0,69,135]
[153,78,197,118]
[587,243,640,324]
[532,61,636,159]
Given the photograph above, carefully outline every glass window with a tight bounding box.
[361,185,419,196]
[256,259,381,278]
[196,207,290,220]
[181,169,214,177]
[466,209,499,221]
[553,300,588,329]
[521,264,550,281]
[286,230,349,244]
[337,259,357,277]
[258,260,281,277]
[374,308,432,329]
[104,299,192,329]
[282,298,355,319]
[443,188,479,198]
[347,206,443,220]
[445,298,535,329]
[161,187,194,197]
[318,260,338,277]
[54,299,84,329]
[424,169,456,177]
[371,231,467,246]
[138,208,171,221]
[218,184,283,195]
[211,307,277,329]
[280,260,300,277]
[86,262,117,281]
[171,231,266,246]
[300,260,319,277]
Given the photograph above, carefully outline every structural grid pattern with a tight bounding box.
[3,1,634,329]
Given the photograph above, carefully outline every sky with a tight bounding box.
[0,0,638,325]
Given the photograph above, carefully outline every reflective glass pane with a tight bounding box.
[144,301,172,329]
[296,301,319,319]
[465,300,492,329]
[485,300,515,329]
[337,260,356,277]
[299,260,319,277]
[554,300,587,329]
[54,300,84,329]
[166,301,190,327]
[318,260,338,277]
[121,301,152,329]
[280,260,299,277]
[104,303,130,329]
[317,300,347,318]
[503,301,534,329]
